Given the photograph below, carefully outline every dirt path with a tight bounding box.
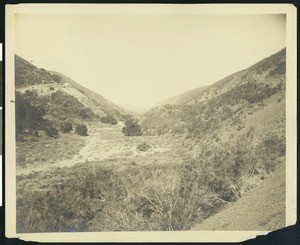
[192,166,286,231]
[57,124,173,167]
[17,123,181,175]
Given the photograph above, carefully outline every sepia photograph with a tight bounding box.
[5,4,297,243]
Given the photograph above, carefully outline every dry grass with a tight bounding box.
[16,133,85,170]
[15,114,286,232]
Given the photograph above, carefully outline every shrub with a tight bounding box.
[269,62,286,76]
[43,120,58,137]
[15,91,46,137]
[78,108,94,120]
[137,142,150,151]
[100,115,118,125]
[76,124,88,136]
[122,119,142,136]
[255,133,286,173]
[51,74,62,83]
[61,122,73,133]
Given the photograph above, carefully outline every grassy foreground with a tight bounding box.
[16,125,285,232]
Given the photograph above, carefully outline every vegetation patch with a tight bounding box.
[137,142,151,151]
[75,124,88,136]
[122,119,142,136]
[100,115,118,125]
[60,122,73,133]
[16,133,85,167]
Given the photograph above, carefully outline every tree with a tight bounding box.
[15,91,45,138]
[122,119,142,136]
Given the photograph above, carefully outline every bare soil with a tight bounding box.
[192,166,285,231]
[16,122,182,176]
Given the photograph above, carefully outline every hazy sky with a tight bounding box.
[15,14,286,108]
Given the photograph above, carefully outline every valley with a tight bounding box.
[16,121,182,176]
[15,48,287,232]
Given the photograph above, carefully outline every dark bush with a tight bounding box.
[78,108,94,120]
[76,124,88,136]
[269,62,286,76]
[100,115,118,125]
[122,119,142,136]
[43,120,58,137]
[61,122,73,133]
[15,91,46,138]
[137,142,150,151]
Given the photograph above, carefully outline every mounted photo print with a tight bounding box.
[5,4,297,243]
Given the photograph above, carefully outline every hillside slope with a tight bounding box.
[141,48,285,139]
[192,166,285,231]
[15,55,129,138]
[15,55,127,119]
[140,48,286,230]
[49,70,128,118]
[156,85,211,106]
[157,49,285,107]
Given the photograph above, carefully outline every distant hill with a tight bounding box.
[15,55,129,138]
[156,85,211,106]
[119,104,151,115]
